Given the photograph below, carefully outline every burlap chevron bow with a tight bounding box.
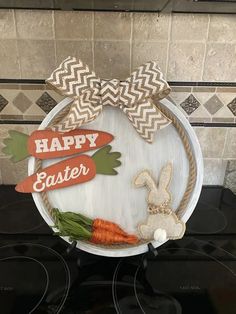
[46,56,171,143]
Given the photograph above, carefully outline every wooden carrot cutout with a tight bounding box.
[15,145,121,193]
[28,129,114,159]
[53,208,139,245]
[16,155,96,193]
[2,129,114,162]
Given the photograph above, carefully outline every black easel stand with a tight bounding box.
[65,240,105,267]
[65,240,159,298]
[65,240,158,260]
[141,242,158,269]
[65,240,158,270]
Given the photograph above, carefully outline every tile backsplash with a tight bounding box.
[0,10,236,81]
[1,84,236,123]
[0,9,236,192]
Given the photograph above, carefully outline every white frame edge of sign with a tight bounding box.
[28,97,204,257]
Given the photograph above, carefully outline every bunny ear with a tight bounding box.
[134,170,149,187]
[134,170,156,189]
[158,163,173,191]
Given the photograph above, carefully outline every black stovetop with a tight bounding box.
[0,185,236,314]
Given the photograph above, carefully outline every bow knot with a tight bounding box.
[100,79,121,107]
[46,56,172,143]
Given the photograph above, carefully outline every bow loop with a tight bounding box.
[119,82,150,107]
[47,56,100,98]
[127,61,170,100]
[46,56,172,143]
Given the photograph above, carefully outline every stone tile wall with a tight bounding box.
[0,9,236,191]
[0,10,236,81]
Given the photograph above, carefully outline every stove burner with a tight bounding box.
[134,266,182,314]
[187,202,227,234]
[0,243,70,314]
[144,243,236,314]
[0,186,51,235]
[0,256,49,313]
[108,238,236,314]
[112,258,181,314]
[0,200,48,234]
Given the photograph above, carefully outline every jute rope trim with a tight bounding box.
[35,99,197,248]
[156,102,197,219]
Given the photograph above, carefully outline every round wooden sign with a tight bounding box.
[28,97,203,257]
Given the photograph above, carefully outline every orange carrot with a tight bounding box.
[93,218,129,237]
[53,208,139,245]
[90,229,139,245]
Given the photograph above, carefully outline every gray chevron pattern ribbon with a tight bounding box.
[46,56,171,143]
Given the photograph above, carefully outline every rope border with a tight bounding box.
[34,100,197,248]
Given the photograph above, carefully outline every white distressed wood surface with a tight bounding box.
[29,98,203,257]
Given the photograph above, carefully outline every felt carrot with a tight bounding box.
[90,230,138,245]
[53,208,139,245]
[55,211,130,236]
[93,218,129,237]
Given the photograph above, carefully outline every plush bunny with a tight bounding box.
[134,163,186,242]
